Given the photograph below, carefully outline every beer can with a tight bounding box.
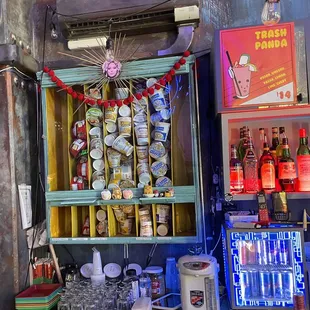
[256,240,268,265]
[248,270,259,297]
[268,240,278,265]
[294,293,306,310]
[282,271,294,300]
[247,241,256,264]
[259,271,271,298]
[238,241,247,265]
[271,271,283,299]
[277,240,289,265]
[240,271,251,299]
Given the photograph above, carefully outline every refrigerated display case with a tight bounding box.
[38,55,204,244]
[222,225,309,309]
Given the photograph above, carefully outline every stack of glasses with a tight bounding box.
[57,280,136,310]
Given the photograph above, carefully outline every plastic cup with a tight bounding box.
[157,152,170,169]
[119,105,131,117]
[106,122,117,133]
[151,161,168,178]
[112,165,133,180]
[115,88,129,100]
[104,133,118,147]
[150,112,163,126]
[86,108,104,127]
[149,141,166,160]
[108,178,121,190]
[89,127,102,139]
[135,123,149,146]
[147,78,166,111]
[93,159,105,171]
[156,205,170,224]
[112,135,134,157]
[133,112,147,123]
[136,146,149,162]
[154,122,170,142]
[92,171,105,190]
[105,106,118,124]
[118,117,132,137]
[107,148,122,168]
[137,163,151,184]
[90,138,104,159]
[120,219,133,235]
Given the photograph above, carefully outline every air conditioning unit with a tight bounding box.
[56,0,199,55]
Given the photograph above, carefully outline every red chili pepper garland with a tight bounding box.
[42,51,191,107]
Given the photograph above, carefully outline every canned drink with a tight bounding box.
[282,271,294,300]
[247,241,256,264]
[259,271,271,298]
[238,241,247,265]
[277,240,289,265]
[248,270,259,297]
[256,240,268,265]
[240,271,251,299]
[268,240,278,265]
[271,271,283,299]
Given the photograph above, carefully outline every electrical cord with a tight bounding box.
[209,227,222,256]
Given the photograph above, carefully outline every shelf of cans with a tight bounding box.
[39,56,203,244]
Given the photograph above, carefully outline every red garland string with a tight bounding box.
[43,51,191,108]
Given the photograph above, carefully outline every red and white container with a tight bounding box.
[69,139,87,158]
[71,176,87,190]
[77,161,88,178]
[72,120,87,140]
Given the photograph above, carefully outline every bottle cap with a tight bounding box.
[299,128,306,138]
[279,127,285,134]
[166,257,176,262]
[282,137,288,145]
[126,269,137,276]
[145,266,163,274]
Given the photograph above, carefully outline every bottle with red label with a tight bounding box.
[259,142,275,192]
[278,137,296,192]
[297,128,310,191]
[230,144,244,193]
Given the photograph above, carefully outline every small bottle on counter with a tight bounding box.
[145,266,166,299]
[165,257,180,293]
[124,269,140,302]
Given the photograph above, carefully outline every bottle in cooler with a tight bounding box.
[277,240,289,265]
[240,271,251,299]
[230,144,244,193]
[259,271,271,298]
[282,271,294,300]
[256,240,268,265]
[271,271,284,299]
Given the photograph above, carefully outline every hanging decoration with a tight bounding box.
[42,32,191,108]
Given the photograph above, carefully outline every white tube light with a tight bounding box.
[68,36,107,50]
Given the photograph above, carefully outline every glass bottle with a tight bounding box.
[259,142,275,191]
[278,137,296,192]
[139,272,152,298]
[297,128,310,191]
[237,127,245,160]
[243,134,259,193]
[259,128,265,157]
[230,144,244,193]
[270,127,279,176]
[276,126,286,161]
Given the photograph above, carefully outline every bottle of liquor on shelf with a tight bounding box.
[278,137,296,192]
[237,128,245,161]
[276,126,286,161]
[259,128,265,157]
[230,144,244,193]
[270,127,279,176]
[243,132,259,193]
[259,142,275,191]
[241,126,250,159]
[297,128,310,191]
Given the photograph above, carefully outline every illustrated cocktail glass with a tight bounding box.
[233,66,252,99]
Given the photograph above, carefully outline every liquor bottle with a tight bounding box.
[243,133,259,193]
[237,128,245,161]
[297,128,310,191]
[230,144,244,193]
[276,127,286,161]
[278,138,296,192]
[259,142,275,191]
[239,126,248,161]
[270,127,279,174]
[259,128,265,157]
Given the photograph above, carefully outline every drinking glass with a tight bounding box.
[57,301,70,310]
[71,302,83,310]
[117,298,130,310]
[104,297,116,309]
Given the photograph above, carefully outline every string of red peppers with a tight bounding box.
[42,50,191,108]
